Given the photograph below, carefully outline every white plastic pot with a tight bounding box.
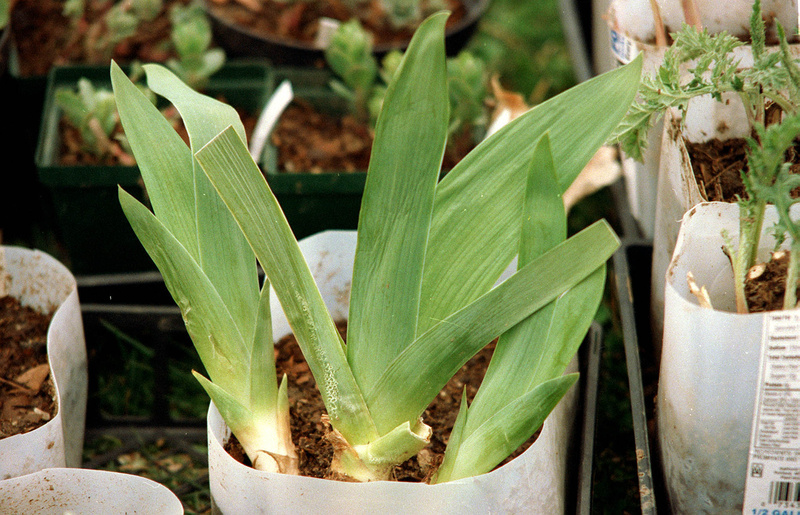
[207,230,580,514]
[649,96,750,352]
[0,247,87,479]
[607,1,800,241]
[606,13,667,239]
[0,468,183,514]
[658,202,798,513]
[607,0,798,44]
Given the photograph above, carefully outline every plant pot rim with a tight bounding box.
[0,467,184,513]
[204,0,490,54]
[0,246,87,476]
[206,229,589,512]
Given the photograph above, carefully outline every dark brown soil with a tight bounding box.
[10,0,186,77]
[272,100,373,174]
[207,0,466,49]
[0,296,57,439]
[271,99,474,174]
[745,251,800,313]
[688,137,749,202]
[57,104,258,166]
[225,321,540,482]
[688,137,800,203]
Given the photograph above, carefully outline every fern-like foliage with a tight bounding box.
[612,0,800,162]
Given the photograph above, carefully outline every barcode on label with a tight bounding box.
[770,481,800,503]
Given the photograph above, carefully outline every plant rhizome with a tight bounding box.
[224,322,539,482]
[0,296,56,439]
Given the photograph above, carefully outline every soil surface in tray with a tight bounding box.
[58,104,258,166]
[272,100,373,174]
[272,99,475,174]
[225,321,541,481]
[207,0,467,48]
[10,0,187,77]
[0,296,56,439]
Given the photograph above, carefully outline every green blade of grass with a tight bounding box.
[347,12,449,396]
[365,219,619,433]
[416,56,642,334]
[142,64,260,345]
[194,126,378,445]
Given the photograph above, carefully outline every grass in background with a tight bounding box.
[467,0,578,102]
[90,320,209,421]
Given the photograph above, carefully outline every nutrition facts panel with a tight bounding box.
[744,313,800,511]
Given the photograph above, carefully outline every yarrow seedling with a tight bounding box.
[613,0,800,163]
[613,0,800,313]
[113,12,640,481]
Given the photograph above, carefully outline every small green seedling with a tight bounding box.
[326,17,487,139]
[63,0,165,61]
[614,0,800,313]
[55,77,137,162]
[167,2,225,91]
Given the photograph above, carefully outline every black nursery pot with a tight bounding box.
[34,62,273,275]
[260,67,367,240]
[203,0,490,65]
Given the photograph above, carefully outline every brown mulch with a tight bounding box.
[207,0,467,49]
[271,99,475,175]
[0,296,56,439]
[687,138,749,202]
[688,137,800,203]
[10,0,187,77]
[272,100,373,174]
[225,321,541,482]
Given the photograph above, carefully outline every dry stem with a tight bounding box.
[648,0,667,47]
[687,271,713,309]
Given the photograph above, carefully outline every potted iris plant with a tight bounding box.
[110,11,641,512]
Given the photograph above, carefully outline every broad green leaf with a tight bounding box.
[193,371,253,442]
[462,132,602,436]
[143,64,259,344]
[466,267,604,434]
[118,188,249,398]
[347,12,449,396]
[193,371,294,472]
[111,61,198,259]
[435,389,469,481]
[416,56,643,334]
[366,219,619,433]
[434,374,579,483]
[520,133,566,262]
[194,126,378,445]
